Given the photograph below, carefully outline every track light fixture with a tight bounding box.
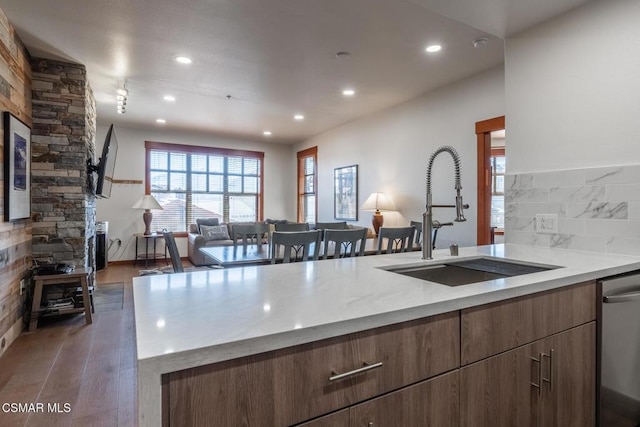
[116,83,128,114]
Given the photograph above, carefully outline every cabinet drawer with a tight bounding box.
[350,370,460,427]
[165,312,459,426]
[290,311,459,423]
[461,281,595,364]
[296,409,349,427]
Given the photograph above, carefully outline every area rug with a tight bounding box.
[93,282,124,312]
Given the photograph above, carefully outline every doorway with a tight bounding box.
[476,116,505,245]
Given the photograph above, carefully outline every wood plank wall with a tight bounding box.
[0,5,32,356]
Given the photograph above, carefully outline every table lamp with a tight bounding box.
[360,192,396,236]
[132,195,163,235]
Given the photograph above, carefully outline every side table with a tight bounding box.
[134,233,168,267]
[29,267,93,332]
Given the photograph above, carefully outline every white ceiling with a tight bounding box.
[1,0,589,144]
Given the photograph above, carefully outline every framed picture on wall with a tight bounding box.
[4,112,31,221]
[334,164,358,220]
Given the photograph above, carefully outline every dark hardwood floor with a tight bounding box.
[0,264,140,427]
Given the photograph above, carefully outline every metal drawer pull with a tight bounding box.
[329,362,383,381]
[542,349,554,390]
[530,355,542,396]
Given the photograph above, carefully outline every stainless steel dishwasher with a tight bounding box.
[599,272,640,426]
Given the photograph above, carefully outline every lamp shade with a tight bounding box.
[360,192,396,212]
[132,195,163,210]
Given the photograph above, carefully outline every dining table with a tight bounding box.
[200,244,272,267]
[199,238,420,268]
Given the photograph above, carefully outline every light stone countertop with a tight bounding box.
[133,243,640,426]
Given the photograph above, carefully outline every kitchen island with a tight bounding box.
[133,244,640,426]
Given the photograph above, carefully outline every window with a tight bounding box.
[145,141,263,233]
[297,147,317,223]
[490,147,505,230]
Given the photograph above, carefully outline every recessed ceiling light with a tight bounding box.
[163,95,176,102]
[342,89,355,96]
[175,56,192,64]
[263,131,272,136]
[156,119,166,124]
[294,114,304,121]
[425,44,442,53]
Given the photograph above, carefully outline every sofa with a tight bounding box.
[187,218,288,266]
[188,218,229,265]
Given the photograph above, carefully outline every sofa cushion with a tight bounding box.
[196,218,220,233]
[201,224,230,241]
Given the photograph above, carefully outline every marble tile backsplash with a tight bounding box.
[505,164,640,255]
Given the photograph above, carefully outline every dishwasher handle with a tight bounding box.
[603,286,640,304]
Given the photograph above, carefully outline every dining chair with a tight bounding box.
[376,226,415,254]
[271,230,321,263]
[163,231,184,272]
[275,222,310,232]
[232,223,270,249]
[322,227,368,259]
[410,220,449,250]
[410,220,423,248]
[315,221,348,231]
[140,231,185,275]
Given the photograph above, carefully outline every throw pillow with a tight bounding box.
[196,218,220,233]
[201,224,230,241]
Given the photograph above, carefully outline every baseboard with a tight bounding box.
[107,257,188,266]
[0,317,25,357]
[107,260,134,265]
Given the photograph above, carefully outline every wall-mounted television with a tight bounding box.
[88,124,118,198]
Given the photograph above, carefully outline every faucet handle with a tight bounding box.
[432,220,453,229]
[455,195,467,222]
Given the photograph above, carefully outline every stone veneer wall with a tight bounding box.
[30,58,96,268]
[0,7,32,354]
[504,164,640,255]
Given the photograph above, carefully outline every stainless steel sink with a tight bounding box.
[382,257,559,286]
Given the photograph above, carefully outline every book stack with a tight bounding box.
[46,297,75,311]
[74,285,94,308]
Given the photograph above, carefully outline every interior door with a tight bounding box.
[475,116,505,245]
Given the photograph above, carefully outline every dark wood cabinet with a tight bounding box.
[350,371,459,427]
[297,410,350,427]
[461,281,596,364]
[163,282,597,427]
[460,323,596,427]
[164,312,459,426]
[539,323,596,427]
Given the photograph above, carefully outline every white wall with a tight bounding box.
[504,0,640,256]
[294,66,505,249]
[95,125,294,261]
[505,0,640,173]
